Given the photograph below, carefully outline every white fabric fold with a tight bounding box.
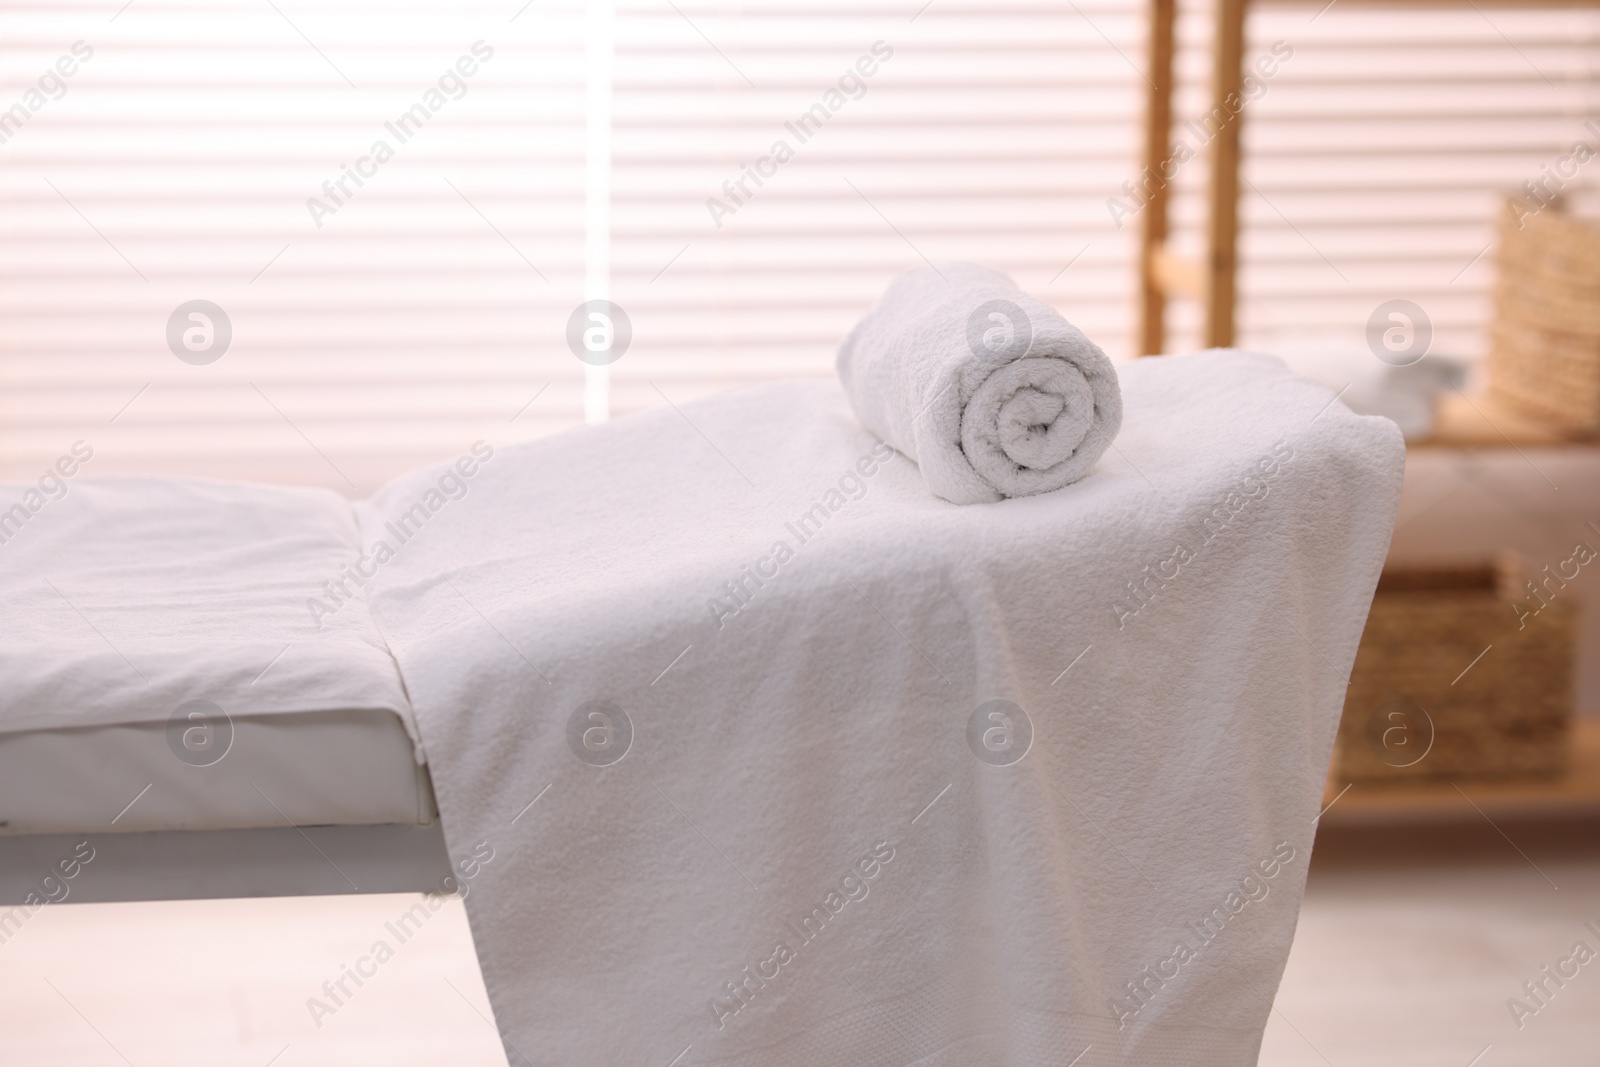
[359,351,1404,1067]
[837,262,1123,503]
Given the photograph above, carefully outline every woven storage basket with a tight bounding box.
[1486,199,1600,434]
[1335,561,1575,785]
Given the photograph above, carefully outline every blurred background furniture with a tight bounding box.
[1137,0,1600,361]
[1336,561,1575,786]
[1138,0,1600,825]
[1323,444,1600,827]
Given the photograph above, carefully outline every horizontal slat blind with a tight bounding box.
[605,0,1145,417]
[1163,0,1600,363]
[0,0,587,492]
[7,1,1594,490]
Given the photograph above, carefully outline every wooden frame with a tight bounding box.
[1137,0,1600,357]
[1320,718,1600,825]
[1138,0,1244,353]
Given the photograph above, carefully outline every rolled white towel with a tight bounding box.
[836,262,1124,504]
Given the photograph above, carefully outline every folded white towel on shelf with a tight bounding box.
[836,262,1123,503]
[359,350,1403,1066]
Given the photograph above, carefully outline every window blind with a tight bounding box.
[1162,0,1600,364]
[0,0,588,492]
[605,0,1145,419]
[3,0,1147,489]
[5,0,1594,492]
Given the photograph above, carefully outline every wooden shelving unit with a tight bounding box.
[1415,390,1586,447]
[1319,718,1600,826]
[1137,0,1600,823]
[1136,0,1600,357]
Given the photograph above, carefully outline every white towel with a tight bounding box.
[836,262,1123,503]
[359,351,1403,1067]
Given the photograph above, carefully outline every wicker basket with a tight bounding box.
[1335,561,1575,785]
[1485,198,1600,435]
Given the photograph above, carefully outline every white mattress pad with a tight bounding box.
[0,477,415,740]
[0,477,422,834]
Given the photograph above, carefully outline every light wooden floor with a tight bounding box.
[1261,856,1600,1066]
[0,892,508,1067]
[2,858,1596,1065]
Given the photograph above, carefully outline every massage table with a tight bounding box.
[0,351,1404,1065]
[0,478,448,903]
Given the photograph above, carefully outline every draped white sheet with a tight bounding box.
[358,351,1403,1067]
